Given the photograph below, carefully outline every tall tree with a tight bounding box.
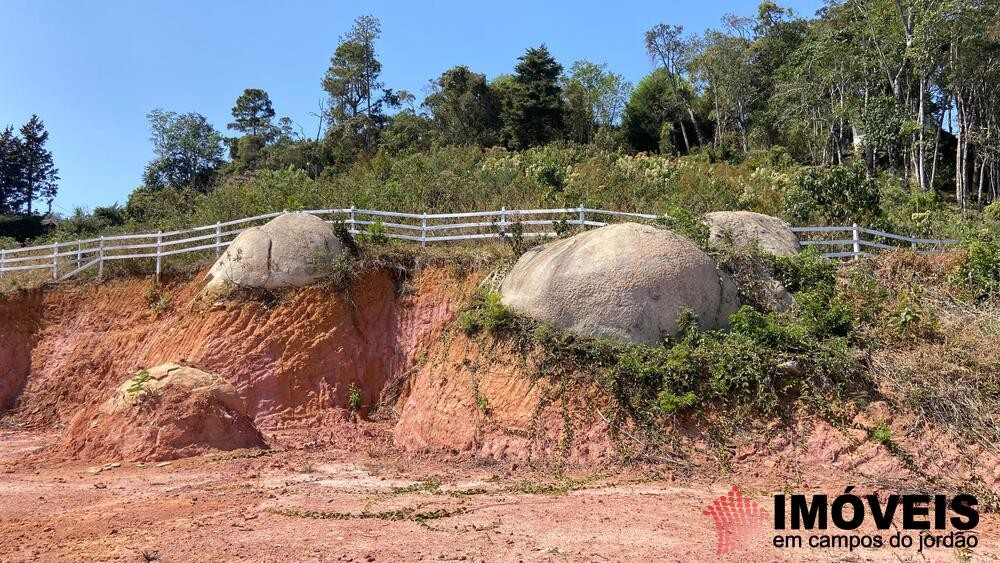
[143,109,224,191]
[0,127,25,215]
[228,88,276,138]
[645,23,704,149]
[563,61,632,130]
[500,45,566,149]
[18,115,59,215]
[623,69,689,153]
[322,15,399,154]
[423,66,501,146]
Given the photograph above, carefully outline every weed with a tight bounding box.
[870,421,892,445]
[364,221,390,245]
[143,282,172,316]
[126,370,152,395]
[347,382,362,411]
[458,291,517,336]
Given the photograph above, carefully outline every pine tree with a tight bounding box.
[228,88,276,138]
[0,126,26,215]
[18,116,59,215]
[500,45,566,149]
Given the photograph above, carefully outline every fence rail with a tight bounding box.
[0,207,959,282]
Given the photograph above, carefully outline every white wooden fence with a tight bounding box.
[0,207,959,283]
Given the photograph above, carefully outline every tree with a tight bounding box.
[623,69,691,153]
[322,15,399,154]
[143,109,224,191]
[562,61,632,135]
[499,45,566,149]
[228,88,276,138]
[423,66,501,146]
[380,110,437,154]
[0,127,25,215]
[17,116,59,215]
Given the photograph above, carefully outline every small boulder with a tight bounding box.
[704,211,801,255]
[203,213,342,294]
[58,364,266,462]
[500,223,740,345]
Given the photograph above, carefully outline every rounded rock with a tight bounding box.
[499,223,740,345]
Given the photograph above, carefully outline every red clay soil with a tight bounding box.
[0,289,42,410]
[0,267,470,432]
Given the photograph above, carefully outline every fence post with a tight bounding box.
[500,206,506,238]
[215,222,222,257]
[421,212,428,247]
[98,236,105,279]
[578,206,586,232]
[852,222,861,259]
[349,205,356,234]
[51,243,58,281]
[910,234,917,252]
[155,231,163,283]
[76,242,82,269]
[0,248,4,279]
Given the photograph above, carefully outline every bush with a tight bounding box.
[952,229,1000,300]
[458,291,517,335]
[784,164,880,225]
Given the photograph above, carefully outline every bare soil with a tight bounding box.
[1,427,997,563]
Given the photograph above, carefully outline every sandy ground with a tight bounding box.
[0,429,996,563]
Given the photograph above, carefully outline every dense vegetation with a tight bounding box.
[1,1,999,247]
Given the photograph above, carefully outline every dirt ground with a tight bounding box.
[1,428,997,563]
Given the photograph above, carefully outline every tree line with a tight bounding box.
[5,0,1000,227]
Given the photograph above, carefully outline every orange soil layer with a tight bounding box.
[1,267,468,431]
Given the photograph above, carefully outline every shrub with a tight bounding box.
[347,382,362,411]
[365,221,390,245]
[458,291,517,335]
[952,229,1000,300]
[784,164,880,225]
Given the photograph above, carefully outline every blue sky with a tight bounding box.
[0,0,824,214]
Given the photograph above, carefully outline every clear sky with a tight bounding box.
[0,0,824,214]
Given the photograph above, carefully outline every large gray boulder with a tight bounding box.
[500,223,740,345]
[203,213,342,293]
[704,211,801,256]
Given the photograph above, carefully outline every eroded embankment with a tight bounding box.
[0,267,469,431]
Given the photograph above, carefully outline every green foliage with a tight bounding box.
[774,246,836,294]
[0,116,59,216]
[423,66,501,146]
[656,206,709,246]
[984,201,1000,224]
[870,421,892,445]
[347,382,362,411]
[623,69,688,153]
[143,109,224,191]
[364,220,390,245]
[460,272,860,426]
[499,45,566,149]
[228,88,277,138]
[784,164,880,224]
[458,291,517,336]
[126,370,152,395]
[952,229,1000,300]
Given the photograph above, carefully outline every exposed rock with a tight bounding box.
[58,364,265,462]
[704,211,801,256]
[499,223,740,345]
[202,213,342,294]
